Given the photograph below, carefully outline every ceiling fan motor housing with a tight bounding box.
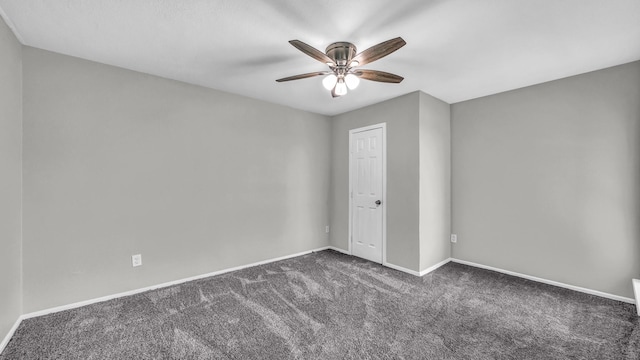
[326,42,357,67]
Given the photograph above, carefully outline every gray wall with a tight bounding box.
[7,35,637,320]
[0,16,22,340]
[419,92,451,271]
[22,47,331,312]
[330,92,421,271]
[452,61,640,298]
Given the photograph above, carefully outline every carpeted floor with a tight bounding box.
[2,250,638,359]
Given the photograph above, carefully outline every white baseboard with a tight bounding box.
[633,279,640,315]
[324,246,351,255]
[22,247,331,320]
[323,247,427,276]
[0,315,23,355]
[326,248,452,277]
[419,258,453,276]
[384,258,452,277]
[324,246,422,276]
[383,262,421,276]
[451,258,635,304]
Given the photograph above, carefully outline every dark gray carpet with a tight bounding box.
[2,250,638,359]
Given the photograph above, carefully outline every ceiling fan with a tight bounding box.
[276,37,406,98]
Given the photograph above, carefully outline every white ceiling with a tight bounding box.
[1,0,639,116]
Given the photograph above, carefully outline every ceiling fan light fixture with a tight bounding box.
[335,78,348,96]
[276,37,406,98]
[345,73,360,90]
[322,74,338,90]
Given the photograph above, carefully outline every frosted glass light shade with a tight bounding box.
[335,78,347,96]
[345,73,360,90]
[322,74,338,90]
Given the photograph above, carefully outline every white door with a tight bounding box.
[350,125,385,263]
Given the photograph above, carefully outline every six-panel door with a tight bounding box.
[351,127,383,263]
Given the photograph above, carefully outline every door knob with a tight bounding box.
[375,200,382,205]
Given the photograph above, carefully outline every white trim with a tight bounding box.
[325,246,351,255]
[384,258,452,277]
[312,246,331,252]
[349,123,387,264]
[419,258,453,276]
[633,279,640,315]
[21,247,330,320]
[0,4,25,44]
[384,262,421,276]
[0,316,23,354]
[381,124,387,265]
[452,258,635,304]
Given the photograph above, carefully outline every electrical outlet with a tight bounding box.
[450,234,457,243]
[132,254,142,267]
[325,225,330,233]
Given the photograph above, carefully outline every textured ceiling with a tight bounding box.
[1,0,639,116]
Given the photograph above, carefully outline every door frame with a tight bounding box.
[348,123,387,265]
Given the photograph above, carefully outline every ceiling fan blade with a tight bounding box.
[351,37,406,67]
[354,69,404,83]
[289,40,336,66]
[276,71,331,82]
